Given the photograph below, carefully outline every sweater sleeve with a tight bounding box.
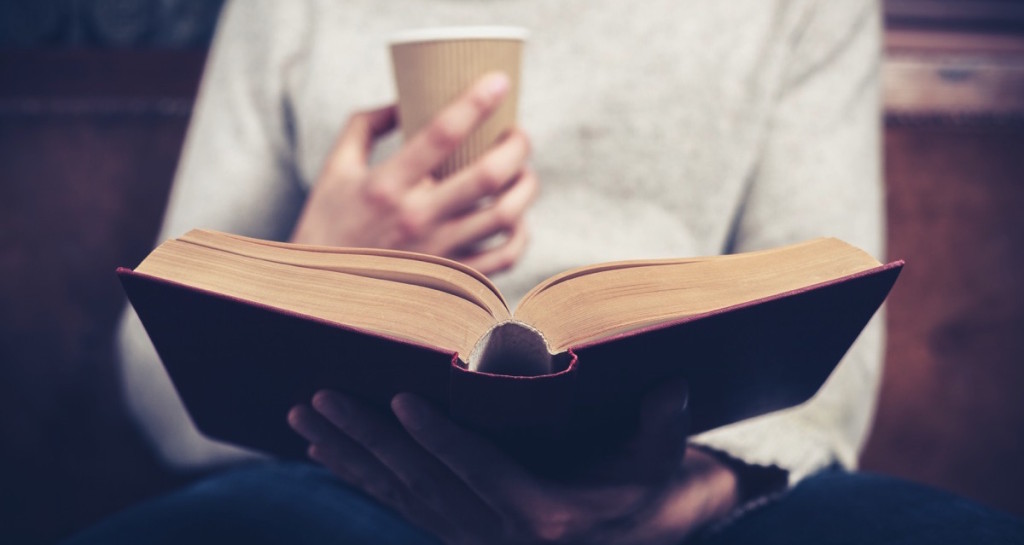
[690,0,885,486]
[116,0,313,470]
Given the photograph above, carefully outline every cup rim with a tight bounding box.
[389,25,529,45]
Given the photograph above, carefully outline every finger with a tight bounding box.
[432,167,539,255]
[308,443,463,542]
[378,72,510,189]
[392,393,538,516]
[288,404,345,446]
[430,128,531,219]
[458,220,530,276]
[289,404,389,486]
[312,391,500,537]
[291,403,464,542]
[330,105,398,171]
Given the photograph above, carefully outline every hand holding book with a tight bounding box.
[288,383,741,544]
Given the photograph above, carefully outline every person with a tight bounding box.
[69,0,1023,543]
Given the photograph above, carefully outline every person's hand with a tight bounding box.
[288,382,741,545]
[290,72,538,275]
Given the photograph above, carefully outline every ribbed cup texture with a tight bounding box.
[391,38,523,179]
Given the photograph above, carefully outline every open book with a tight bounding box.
[120,230,902,469]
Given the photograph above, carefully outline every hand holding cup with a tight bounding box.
[290,72,537,275]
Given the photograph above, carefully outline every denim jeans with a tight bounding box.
[65,461,1023,545]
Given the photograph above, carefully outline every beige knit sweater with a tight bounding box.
[118,0,885,486]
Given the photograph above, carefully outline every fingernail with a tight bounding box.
[391,394,423,431]
[480,72,509,102]
[286,406,304,429]
[313,390,346,419]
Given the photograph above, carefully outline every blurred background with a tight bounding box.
[1,0,1022,542]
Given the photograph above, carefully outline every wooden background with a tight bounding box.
[2,1,1023,542]
[862,8,1024,516]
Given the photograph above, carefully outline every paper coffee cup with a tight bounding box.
[390,26,527,179]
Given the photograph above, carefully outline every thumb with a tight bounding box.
[333,104,398,169]
[568,379,688,484]
[636,378,689,445]
[629,378,689,478]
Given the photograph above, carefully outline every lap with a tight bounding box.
[63,461,439,545]
[65,462,1022,545]
[700,470,1024,545]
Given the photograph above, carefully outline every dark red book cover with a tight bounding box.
[118,260,902,472]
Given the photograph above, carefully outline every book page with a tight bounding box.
[183,230,510,319]
[136,236,507,357]
[513,238,881,352]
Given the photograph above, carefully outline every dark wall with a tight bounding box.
[0,50,205,543]
[0,3,221,542]
[0,0,223,48]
